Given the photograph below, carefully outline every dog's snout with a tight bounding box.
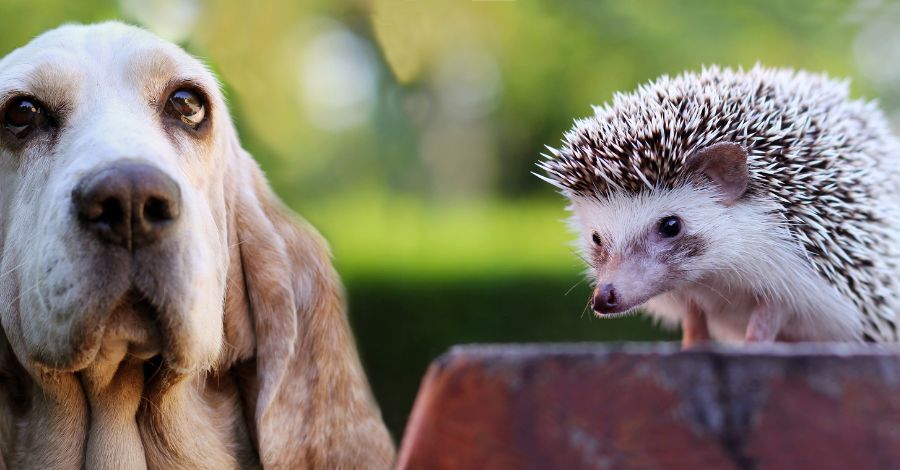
[73,161,181,249]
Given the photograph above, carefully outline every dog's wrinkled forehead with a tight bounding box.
[0,22,217,114]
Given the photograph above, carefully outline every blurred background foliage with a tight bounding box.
[4,0,899,439]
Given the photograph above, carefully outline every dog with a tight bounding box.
[0,22,394,469]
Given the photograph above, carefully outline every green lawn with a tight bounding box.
[294,194,584,280]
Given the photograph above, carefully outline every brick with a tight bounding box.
[396,344,900,470]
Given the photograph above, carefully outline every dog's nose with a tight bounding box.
[592,283,619,313]
[73,161,181,250]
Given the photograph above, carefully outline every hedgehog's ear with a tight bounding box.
[684,142,748,206]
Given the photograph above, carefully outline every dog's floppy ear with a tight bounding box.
[223,143,394,468]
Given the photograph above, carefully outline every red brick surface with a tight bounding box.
[396,344,900,470]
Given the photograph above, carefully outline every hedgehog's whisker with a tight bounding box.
[579,295,594,319]
[683,278,731,304]
[564,278,587,297]
[568,248,591,265]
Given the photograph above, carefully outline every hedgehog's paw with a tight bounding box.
[681,300,710,349]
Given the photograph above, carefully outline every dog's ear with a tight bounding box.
[222,144,394,468]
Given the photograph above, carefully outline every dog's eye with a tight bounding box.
[165,89,206,128]
[4,97,48,138]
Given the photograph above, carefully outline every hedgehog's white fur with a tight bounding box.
[539,65,900,342]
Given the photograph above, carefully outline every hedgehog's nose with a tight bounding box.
[592,283,619,313]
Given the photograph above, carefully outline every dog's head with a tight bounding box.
[0,22,232,373]
[0,22,393,467]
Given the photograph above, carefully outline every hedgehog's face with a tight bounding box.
[572,185,730,316]
[571,143,749,315]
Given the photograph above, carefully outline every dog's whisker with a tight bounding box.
[7,277,46,306]
[0,260,29,282]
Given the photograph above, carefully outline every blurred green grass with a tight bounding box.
[296,195,580,280]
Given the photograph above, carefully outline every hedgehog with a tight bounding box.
[537,65,900,345]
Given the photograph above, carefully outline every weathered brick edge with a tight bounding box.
[396,343,900,470]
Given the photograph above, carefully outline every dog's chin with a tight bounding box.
[100,289,164,361]
[33,288,165,373]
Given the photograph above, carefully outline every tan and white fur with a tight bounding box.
[0,22,394,469]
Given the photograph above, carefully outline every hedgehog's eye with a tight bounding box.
[658,216,681,238]
[591,231,603,246]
